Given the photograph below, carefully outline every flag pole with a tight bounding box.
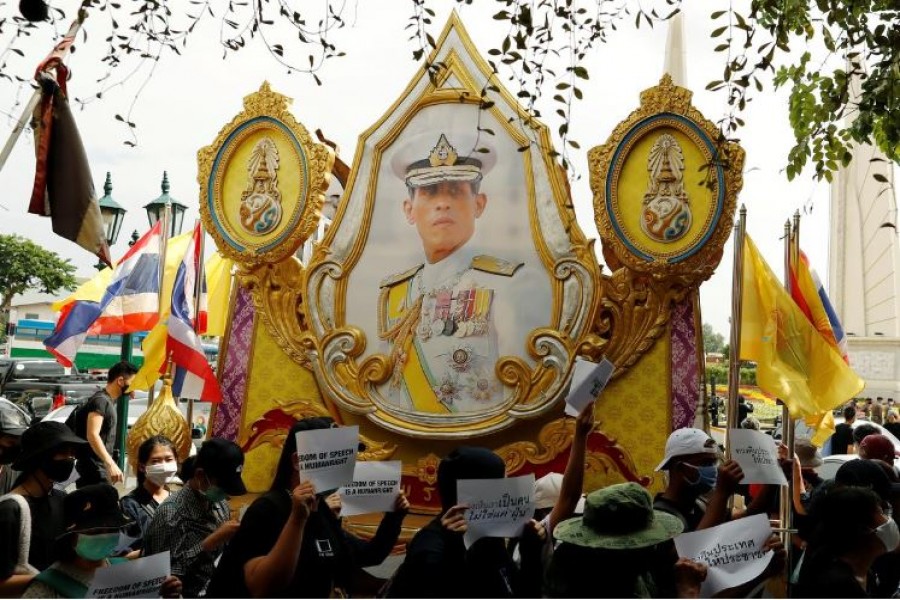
[186,220,204,434]
[726,205,747,458]
[780,217,796,589]
[0,4,90,174]
[147,204,172,410]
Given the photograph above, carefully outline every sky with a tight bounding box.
[0,1,855,337]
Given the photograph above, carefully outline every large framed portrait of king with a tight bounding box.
[304,17,600,438]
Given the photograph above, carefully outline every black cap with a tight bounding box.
[62,484,132,535]
[0,399,30,437]
[437,447,506,511]
[13,421,87,472]
[196,438,247,496]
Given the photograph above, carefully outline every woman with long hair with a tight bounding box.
[119,435,179,556]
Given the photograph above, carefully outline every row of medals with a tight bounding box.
[416,288,493,341]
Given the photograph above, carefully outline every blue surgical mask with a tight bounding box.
[75,532,120,561]
[686,464,717,493]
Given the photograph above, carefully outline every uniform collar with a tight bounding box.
[420,245,476,291]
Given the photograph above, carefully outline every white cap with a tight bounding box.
[533,472,564,510]
[655,428,718,471]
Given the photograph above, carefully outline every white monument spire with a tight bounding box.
[663,12,687,87]
[828,64,900,338]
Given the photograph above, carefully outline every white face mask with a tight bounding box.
[874,517,900,553]
[144,461,178,486]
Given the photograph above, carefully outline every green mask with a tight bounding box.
[204,485,228,503]
[75,532,120,561]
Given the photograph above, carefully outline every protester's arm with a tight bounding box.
[512,519,546,597]
[86,410,123,483]
[200,519,240,553]
[243,483,316,598]
[343,492,409,567]
[673,558,708,599]
[697,460,743,530]
[547,401,594,533]
[0,574,35,597]
[791,456,807,516]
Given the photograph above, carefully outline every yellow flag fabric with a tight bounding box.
[739,236,864,426]
[129,232,192,391]
[205,253,234,337]
[53,267,113,310]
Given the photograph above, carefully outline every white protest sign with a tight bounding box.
[87,551,170,599]
[295,425,359,491]
[339,460,402,517]
[458,474,535,548]
[565,357,615,416]
[674,513,773,596]
[728,429,788,486]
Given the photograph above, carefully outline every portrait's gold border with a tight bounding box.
[301,13,600,438]
[198,81,335,267]
[588,74,744,285]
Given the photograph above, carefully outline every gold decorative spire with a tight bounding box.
[126,371,192,470]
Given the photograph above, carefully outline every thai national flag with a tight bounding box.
[790,250,849,363]
[44,221,162,367]
[167,223,221,402]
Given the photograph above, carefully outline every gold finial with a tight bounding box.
[126,368,192,471]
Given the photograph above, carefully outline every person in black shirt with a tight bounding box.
[207,417,409,598]
[795,486,897,598]
[884,409,900,439]
[385,446,546,598]
[0,399,30,495]
[830,404,858,455]
[69,361,138,487]
[0,421,87,596]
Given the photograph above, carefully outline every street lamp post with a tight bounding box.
[115,172,186,470]
[95,173,127,271]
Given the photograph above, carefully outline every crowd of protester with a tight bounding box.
[0,364,898,598]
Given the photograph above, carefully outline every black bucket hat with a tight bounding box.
[12,421,87,471]
[62,484,132,535]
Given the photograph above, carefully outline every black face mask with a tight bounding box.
[41,457,75,482]
[0,445,21,465]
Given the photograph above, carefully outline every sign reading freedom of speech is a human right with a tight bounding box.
[674,513,774,596]
[457,474,535,548]
[87,551,170,599]
[339,460,402,516]
[295,425,359,491]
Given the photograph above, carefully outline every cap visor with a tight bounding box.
[222,475,247,496]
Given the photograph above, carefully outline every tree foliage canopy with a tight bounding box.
[0,234,77,319]
[1,0,897,180]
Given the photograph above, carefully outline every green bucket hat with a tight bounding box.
[554,482,683,550]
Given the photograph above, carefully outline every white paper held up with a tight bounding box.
[457,474,535,548]
[295,425,359,491]
[339,460,402,517]
[565,357,615,416]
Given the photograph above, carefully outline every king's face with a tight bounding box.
[403,181,486,263]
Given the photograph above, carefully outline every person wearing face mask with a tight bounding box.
[653,428,765,532]
[66,360,139,487]
[0,398,30,495]
[143,437,246,598]
[120,435,179,556]
[21,483,182,598]
[795,486,899,598]
[207,417,410,599]
[0,421,87,596]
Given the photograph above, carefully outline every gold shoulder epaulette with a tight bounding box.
[379,264,424,288]
[471,255,524,277]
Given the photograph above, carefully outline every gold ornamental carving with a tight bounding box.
[589,74,744,285]
[198,81,335,267]
[126,378,192,470]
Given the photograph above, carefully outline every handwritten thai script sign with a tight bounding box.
[87,552,170,599]
[339,460,402,516]
[674,514,773,596]
[565,357,615,416]
[295,425,359,491]
[729,429,787,485]
[457,474,535,548]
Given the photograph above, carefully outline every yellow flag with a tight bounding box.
[53,267,113,310]
[130,232,192,391]
[739,236,864,425]
[205,253,234,337]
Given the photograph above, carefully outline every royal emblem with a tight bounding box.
[641,133,692,243]
[239,137,283,235]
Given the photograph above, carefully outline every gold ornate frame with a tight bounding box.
[300,14,601,438]
[198,82,335,267]
[588,75,744,286]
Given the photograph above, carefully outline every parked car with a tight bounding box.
[0,358,102,419]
